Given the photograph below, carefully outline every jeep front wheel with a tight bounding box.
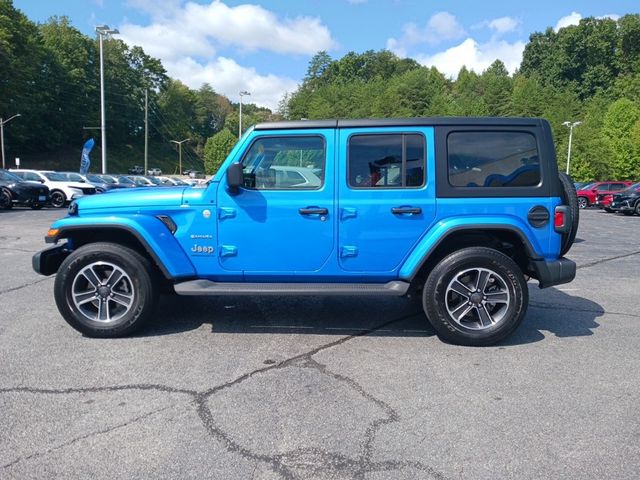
[423,247,528,346]
[54,242,157,337]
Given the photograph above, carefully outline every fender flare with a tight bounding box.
[45,216,196,279]
[399,219,542,280]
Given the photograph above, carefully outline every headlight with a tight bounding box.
[68,201,78,216]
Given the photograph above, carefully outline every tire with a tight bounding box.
[577,197,588,209]
[0,188,13,209]
[422,247,528,346]
[558,173,579,256]
[50,190,67,208]
[54,242,158,337]
[635,201,640,216]
[623,211,634,216]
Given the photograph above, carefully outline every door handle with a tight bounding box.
[299,207,328,215]
[391,207,422,215]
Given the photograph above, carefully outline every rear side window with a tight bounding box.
[348,134,425,188]
[447,132,540,188]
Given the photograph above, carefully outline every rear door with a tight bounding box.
[337,127,436,273]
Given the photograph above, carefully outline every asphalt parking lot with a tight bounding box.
[1,207,639,479]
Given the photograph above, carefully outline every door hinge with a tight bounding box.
[340,208,357,221]
[218,207,236,220]
[340,246,358,258]
[219,245,238,257]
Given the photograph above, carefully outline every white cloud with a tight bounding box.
[487,16,520,34]
[120,1,335,59]
[386,11,465,55]
[118,1,335,109]
[164,57,298,111]
[597,13,621,21]
[416,38,526,78]
[554,12,582,31]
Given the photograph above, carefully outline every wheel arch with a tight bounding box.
[402,224,540,286]
[47,221,196,280]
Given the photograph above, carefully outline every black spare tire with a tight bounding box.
[558,172,579,256]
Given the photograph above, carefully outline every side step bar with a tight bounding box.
[174,280,410,296]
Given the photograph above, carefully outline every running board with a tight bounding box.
[174,280,410,296]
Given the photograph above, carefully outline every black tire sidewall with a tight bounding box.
[50,190,66,208]
[423,247,528,346]
[1,188,13,209]
[558,173,580,256]
[54,243,157,337]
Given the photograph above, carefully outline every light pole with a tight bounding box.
[562,121,582,175]
[96,24,119,174]
[238,90,251,138]
[0,113,21,169]
[170,138,190,175]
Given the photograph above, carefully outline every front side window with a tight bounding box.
[348,134,425,188]
[241,136,325,190]
[447,132,540,188]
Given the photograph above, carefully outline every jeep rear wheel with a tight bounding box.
[54,242,157,337]
[558,173,580,256]
[423,247,528,346]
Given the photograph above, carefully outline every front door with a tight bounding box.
[217,131,334,276]
[337,127,436,273]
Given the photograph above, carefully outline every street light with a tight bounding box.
[239,90,251,138]
[0,113,21,169]
[562,121,582,175]
[170,138,190,175]
[95,24,119,174]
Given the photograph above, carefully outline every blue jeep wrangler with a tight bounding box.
[33,118,578,345]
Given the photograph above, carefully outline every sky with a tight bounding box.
[14,0,640,110]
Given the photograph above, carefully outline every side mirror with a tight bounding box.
[226,163,243,194]
[40,179,45,184]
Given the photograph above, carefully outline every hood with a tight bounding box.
[75,186,188,211]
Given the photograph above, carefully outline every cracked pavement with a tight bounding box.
[1,208,639,479]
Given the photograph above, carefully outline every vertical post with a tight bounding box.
[566,125,573,175]
[0,119,5,170]
[178,143,182,176]
[239,96,243,139]
[144,88,148,174]
[99,33,107,174]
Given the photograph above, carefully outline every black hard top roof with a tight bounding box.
[254,117,544,130]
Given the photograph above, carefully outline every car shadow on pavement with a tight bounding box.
[499,286,604,346]
[144,294,435,338]
[140,286,604,345]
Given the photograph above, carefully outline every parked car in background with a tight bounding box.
[573,181,590,190]
[128,165,144,175]
[147,167,162,176]
[575,181,633,209]
[155,176,190,186]
[57,171,116,193]
[0,169,50,209]
[609,182,640,215]
[10,169,96,208]
[126,175,157,187]
[108,175,138,188]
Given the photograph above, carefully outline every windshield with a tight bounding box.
[43,172,66,181]
[0,170,22,181]
[579,182,597,190]
[131,176,149,185]
[171,177,188,185]
[117,176,135,185]
[622,182,640,193]
[146,176,163,185]
[63,172,85,182]
[86,174,105,183]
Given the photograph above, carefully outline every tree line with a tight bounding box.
[2,0,639,180]
[285,15,640,181]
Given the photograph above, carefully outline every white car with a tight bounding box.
[10,169,97,208]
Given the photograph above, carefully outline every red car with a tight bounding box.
[576,181,633,209]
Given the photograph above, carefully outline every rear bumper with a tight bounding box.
[531,257,576,289]
[32,243,70,276]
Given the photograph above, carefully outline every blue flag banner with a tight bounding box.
[80,138,95,175]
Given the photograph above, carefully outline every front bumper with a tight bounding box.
[531,257,576,289]
[32,243,71,276]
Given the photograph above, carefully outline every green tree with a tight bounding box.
[602,98,640,179]
[204,129,237,175]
